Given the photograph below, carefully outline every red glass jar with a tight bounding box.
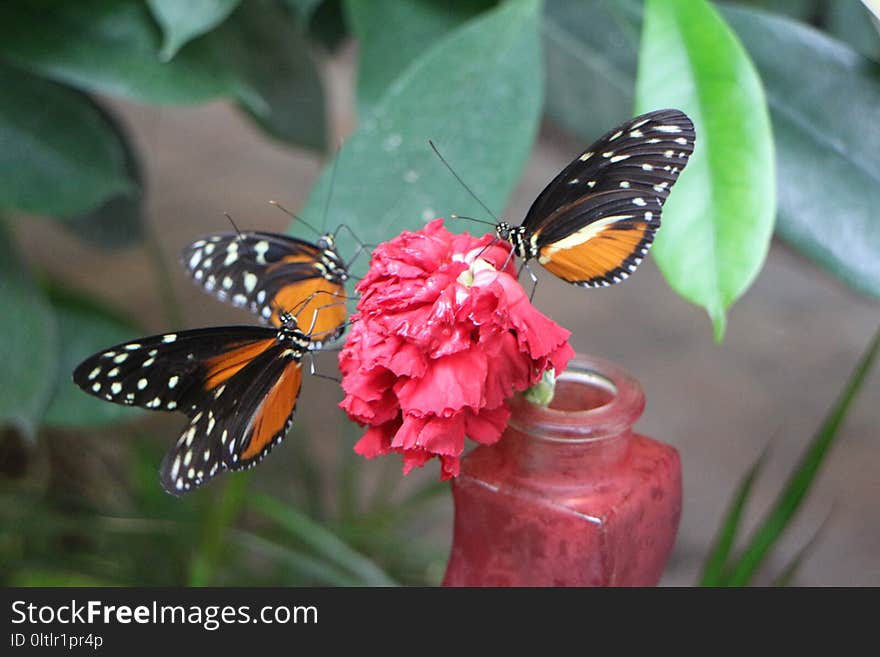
[443,354,682,587]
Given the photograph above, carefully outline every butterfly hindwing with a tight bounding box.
[533,190,662,287]
[182,231,348,337]
[158,342,303,495]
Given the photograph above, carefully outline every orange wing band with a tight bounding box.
[203,338,276,390]
[540,224,648,283]
[242,360,303,460]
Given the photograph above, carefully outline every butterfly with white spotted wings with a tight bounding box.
[445,108,695,288]
[181,229,350,349]
[72,302,340,495]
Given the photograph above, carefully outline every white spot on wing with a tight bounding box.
[243,273,257,293]
[254,241,270,265]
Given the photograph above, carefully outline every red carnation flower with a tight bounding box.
[338,218,574,479]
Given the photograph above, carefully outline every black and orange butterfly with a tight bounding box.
[442,108,695,288]
[72,302,340,495]
[181,227,351,347]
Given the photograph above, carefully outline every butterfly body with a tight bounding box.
[72,312,321,495]
[494,109,695,288]
[182,231,348,345]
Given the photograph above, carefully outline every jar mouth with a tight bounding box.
[508,354,645,441]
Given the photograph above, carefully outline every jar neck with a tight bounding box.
[503,355,645,473]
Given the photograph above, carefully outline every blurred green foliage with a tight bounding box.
[0,0,878,586]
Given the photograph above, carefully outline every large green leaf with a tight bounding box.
[147,0,242,61]
[297,0,544,254]
[346,0,495,111]
[0,64,132,217]
[636,0,776,341]
[223,0,327,151]
[543,0,641,143]
[41,285,143,429]
[0,220,57,439]
[723,6,880,300]
[0,0,236,105]
[0,0,326,151]
[725,326,880,586]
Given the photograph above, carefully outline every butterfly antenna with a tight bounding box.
[428,139,499,222]
[268,200,322,238]
[224,212,245,241]
[321,142,343,234]
[449,213,496,227]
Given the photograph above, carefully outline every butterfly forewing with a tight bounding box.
[524,109,694,231]
[72,328,274,414]
[182,231,348,337]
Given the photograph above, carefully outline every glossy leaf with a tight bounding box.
[147,0,241,61]
[726,326,880,586]
[543,0,641,143]
[346,0,494,110]
[0,64,132,217]
[41,285,143,429]
[723,6,880,300]
[223,0,327,151]
[297,0,544,255]
[698,449,767,586]
[0,1,326,150]
[0,220,57,439]
[0,0,236,105]
[249,493,398,586]
[636,0,776,341]
[63,97,145,248]
[729,0,815,21]
[825,0,880,60]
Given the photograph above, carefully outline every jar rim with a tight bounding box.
[507,353,645,441]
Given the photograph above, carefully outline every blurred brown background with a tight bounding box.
[15,46,879,586]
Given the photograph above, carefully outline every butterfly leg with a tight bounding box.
[333,223,378,269]
[304,350,341,383]
[522,262,539,302]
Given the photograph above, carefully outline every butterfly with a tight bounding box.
[447,108,695,288]
[181,228,350,348]
[72,305,337,495]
